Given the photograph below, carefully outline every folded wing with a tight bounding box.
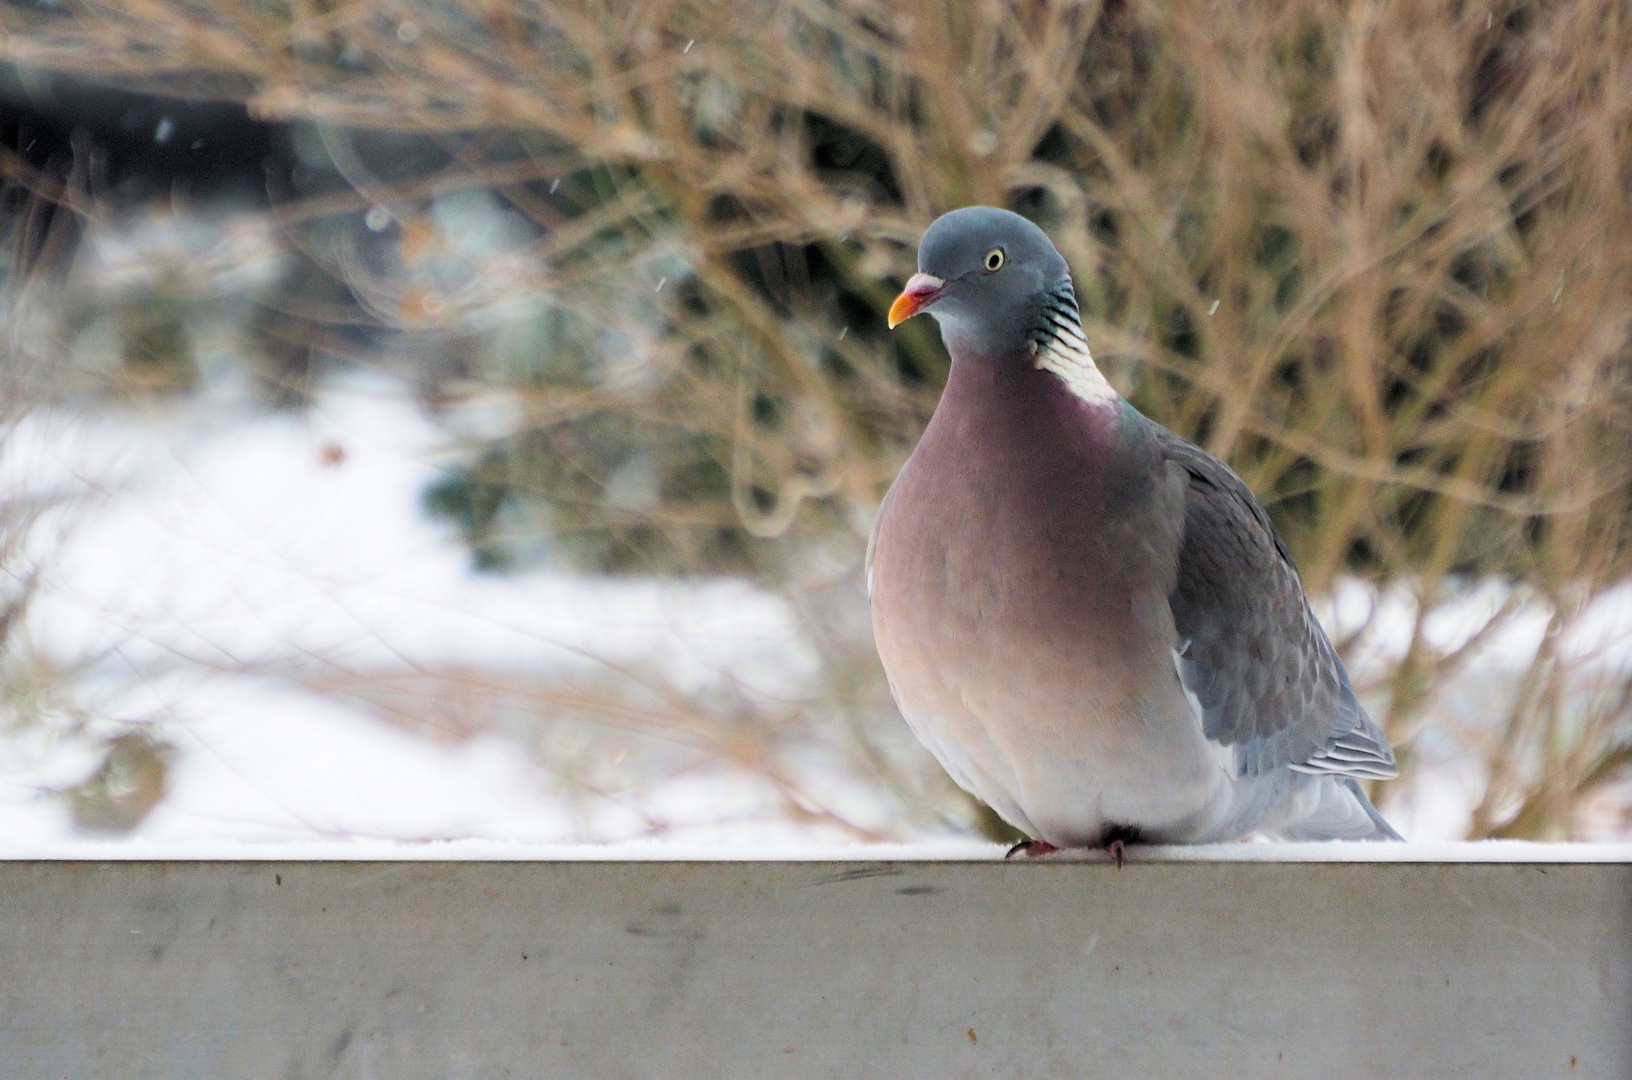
[1155,426,1397,781]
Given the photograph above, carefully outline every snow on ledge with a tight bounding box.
[1,838,1629,863]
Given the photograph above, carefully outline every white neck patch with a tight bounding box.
[1032,310,1117,406]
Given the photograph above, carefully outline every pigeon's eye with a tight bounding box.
[984,248,1006,272]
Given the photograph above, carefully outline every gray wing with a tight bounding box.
[1155,427,1397,780]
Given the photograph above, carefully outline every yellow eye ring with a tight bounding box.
[984,248,1005,272]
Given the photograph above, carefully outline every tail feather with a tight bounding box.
[1342,777,1404,841]
[1264,774,1404,841]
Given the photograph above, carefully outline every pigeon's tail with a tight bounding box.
[1342,778,1405,841]
[1261,773,1404,842]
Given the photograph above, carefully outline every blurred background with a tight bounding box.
[1,0,1629,847]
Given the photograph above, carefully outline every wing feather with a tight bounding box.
[1154,426,1397,780]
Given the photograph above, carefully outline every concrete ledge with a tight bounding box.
[3,857,1629,1079]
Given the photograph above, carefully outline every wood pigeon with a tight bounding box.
[869,206,1402,855]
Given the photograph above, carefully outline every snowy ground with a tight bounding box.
[2,377,840,851]
[4,834,1631,861]
[2,375,1629,855]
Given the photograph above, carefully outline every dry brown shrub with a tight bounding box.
[6,0,1631,838]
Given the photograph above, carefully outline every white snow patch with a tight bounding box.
[20,387,806,685]
[0,835,1626,862]
[2,378,824,852]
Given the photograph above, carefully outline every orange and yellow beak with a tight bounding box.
[887,273,947,329]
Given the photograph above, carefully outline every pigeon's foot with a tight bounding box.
[1004,840,1060,859]
[1097,825,1141,869]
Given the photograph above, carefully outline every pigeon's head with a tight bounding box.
[887,206,1073,355]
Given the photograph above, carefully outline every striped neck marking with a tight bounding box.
[1030,281,1116,406]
